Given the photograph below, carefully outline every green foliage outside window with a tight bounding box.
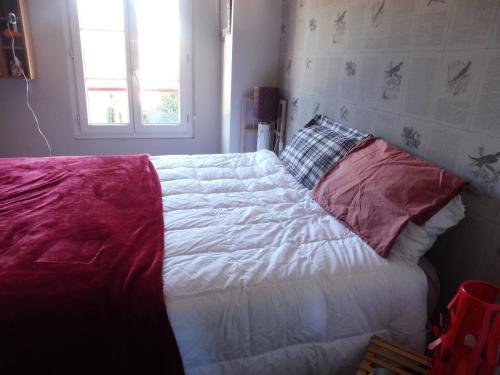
[143,92,179,124]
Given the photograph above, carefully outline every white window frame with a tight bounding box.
[66,0,194,139]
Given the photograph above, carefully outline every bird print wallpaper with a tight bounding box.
[278,0,500,301]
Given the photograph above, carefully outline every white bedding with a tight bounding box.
[151,150,427,375]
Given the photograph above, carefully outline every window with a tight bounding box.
[68,0,193,138]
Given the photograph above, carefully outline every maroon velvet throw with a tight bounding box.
[0,155,184,374]
[313,139,467,257]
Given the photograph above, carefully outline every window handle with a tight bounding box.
[133,70,141,86]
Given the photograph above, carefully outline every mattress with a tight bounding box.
[151,150,427,375]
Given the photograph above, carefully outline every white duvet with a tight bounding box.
[151,150,427,375]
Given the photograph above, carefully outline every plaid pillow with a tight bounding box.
[281,115,370,189]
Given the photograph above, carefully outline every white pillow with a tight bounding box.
[390,195,465,264]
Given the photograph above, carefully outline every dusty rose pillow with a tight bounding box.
[312,138,467,257]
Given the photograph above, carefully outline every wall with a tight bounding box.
[0,0,221,157]
[279,0,500,302]
[221,0,282,153]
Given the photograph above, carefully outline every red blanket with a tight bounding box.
[313,139,467,257]
[0,155,183,374]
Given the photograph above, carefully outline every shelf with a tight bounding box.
[0,75,23,79]
[0,16,23,20]
[0,0,36,79]
[240,95,287,153]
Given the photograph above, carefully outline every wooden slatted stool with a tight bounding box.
[357,335,433,375]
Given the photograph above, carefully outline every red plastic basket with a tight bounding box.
[429,280,500,375]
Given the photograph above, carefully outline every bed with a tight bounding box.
[153,150,428,374]
[2,116,463,373]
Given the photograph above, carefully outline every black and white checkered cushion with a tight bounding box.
[281,115,370,189]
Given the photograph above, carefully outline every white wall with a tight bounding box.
[0,0,221,157]
[221,0,282,153]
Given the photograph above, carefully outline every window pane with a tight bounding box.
[135,0,179,34]
[80,31,127,79]
[142,91,180,124]
[86,79,129,125]
[77,0,125,31]
[136,0,181,125]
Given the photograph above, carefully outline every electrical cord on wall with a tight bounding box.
[7,13,52,156]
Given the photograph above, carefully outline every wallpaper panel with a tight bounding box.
[278,0,500,301]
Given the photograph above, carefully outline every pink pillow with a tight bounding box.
[312,139,467,257]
